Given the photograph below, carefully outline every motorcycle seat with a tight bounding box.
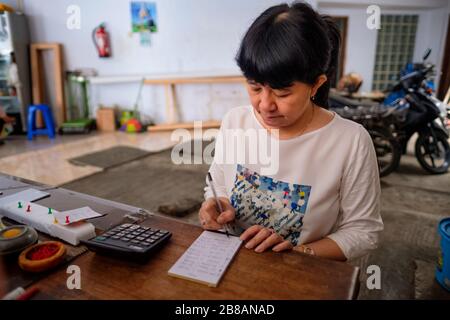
[329,92,379,108]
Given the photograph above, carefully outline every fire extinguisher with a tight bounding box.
[92,23,111,58]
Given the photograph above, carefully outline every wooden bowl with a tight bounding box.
[18,241,66,273]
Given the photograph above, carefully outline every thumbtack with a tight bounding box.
[65,216,70,224]
[26,205,31,213]
[18,201,22,209]
[48,207,52,214]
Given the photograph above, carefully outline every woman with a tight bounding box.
[199,2,383,261]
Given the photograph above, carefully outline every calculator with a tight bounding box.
[81,223,172,260]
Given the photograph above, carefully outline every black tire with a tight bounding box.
[368,128,402,177]
[415,130,450,174]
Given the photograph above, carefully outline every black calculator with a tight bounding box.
[81,223,172,260]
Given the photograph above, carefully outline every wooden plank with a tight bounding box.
[53,44,66,126]
[147,120,221,132]
[29,43,66,129]
[444,85,450,105]
[30,44,44,127]
[169,83,179,123]
[144,75,245,85]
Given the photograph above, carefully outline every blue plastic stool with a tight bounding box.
[27,104,56,140]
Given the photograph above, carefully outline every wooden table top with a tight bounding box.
[32,215,360,300]
[1,174,360,299]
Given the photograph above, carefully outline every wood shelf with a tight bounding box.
[144,75,245,85]
[89,72,245,131]
[147,120,221,132]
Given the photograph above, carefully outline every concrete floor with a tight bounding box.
[0,133,97,159]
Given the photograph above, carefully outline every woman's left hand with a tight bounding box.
[239,225,293,253]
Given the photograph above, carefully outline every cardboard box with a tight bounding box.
[96,108,116,131]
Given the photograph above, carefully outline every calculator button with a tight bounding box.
[121,238,130,242]
[150,235,159,240]
[111,236,121,240]
[129,225,140,230]
[131,240,140,244]
[116,233,125,237]
[142,241,151,246]
[121,224,132,228]
[137,228,147,233]
[159,230,169,234]
[95,236,107,241]
[141,226,150,231]
[148,239,155,244]
[136,236,145,241]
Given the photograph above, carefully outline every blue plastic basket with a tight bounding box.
[436,218,450,291]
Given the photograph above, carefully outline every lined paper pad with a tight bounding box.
[168,231,242,287]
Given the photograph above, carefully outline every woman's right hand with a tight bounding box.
[198,197,235,230]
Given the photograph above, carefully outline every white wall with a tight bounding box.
[319,5,378,93]
[319,0,450,93]
[18,0,298,123]
[6,0,450,122]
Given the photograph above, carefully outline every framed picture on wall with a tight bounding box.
[131,2,158,33]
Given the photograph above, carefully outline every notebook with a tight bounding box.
[168,230,243,287]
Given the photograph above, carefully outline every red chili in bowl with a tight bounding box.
[26,243,60,260]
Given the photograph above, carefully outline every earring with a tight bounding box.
[310,95,315,101]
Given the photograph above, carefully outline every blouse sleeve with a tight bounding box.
[327,125,384,260]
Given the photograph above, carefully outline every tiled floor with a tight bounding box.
[0,131,177,186]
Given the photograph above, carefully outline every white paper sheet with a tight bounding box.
[168,231,242,287]
[0,188,49,206]
[54,207,103,225]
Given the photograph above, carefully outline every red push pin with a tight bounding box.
[65,216,70,224]
[26,205,31,213]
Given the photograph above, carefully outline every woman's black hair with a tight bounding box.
[236,1,340,108]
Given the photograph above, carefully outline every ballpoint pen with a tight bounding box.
[207,172,231,238]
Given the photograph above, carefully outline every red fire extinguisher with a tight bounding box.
[92,23,111,58]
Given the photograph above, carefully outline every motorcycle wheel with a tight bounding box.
[368,128,401,177]
[415,130,450,174]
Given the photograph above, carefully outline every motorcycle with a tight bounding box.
[329,50,450,176]
[330,99,405,177]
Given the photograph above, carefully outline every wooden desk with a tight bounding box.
[1,174,360,299]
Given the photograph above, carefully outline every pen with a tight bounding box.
[16,286,39,300]
[207,172,231,238]
[2,287,25,300]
